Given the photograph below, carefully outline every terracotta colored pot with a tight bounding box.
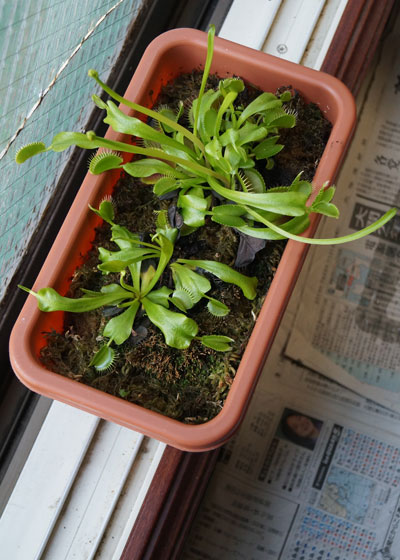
[9,28,356,452]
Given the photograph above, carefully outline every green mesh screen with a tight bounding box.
[0,0,146,300]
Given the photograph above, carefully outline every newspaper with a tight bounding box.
[182,323,400,559]
[284,16,400,412]
[181,15,400,560]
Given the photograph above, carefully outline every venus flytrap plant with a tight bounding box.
[86,28,396,243]
[15,26,306,235]
[16,25,397,250]
[20,200,257,369]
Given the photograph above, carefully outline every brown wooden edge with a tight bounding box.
[121,2,397,558]
[321,0,396,95]
[121,446,219,560]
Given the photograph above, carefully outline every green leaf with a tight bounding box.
[236,215,311,240]
[19,284,130,312]
[212,204,246,217]
[170,262,211,303]
[103,300,140,345]
[155,210,168,231]
[180,207,206,228]
[89,345,116,372]
[270,113,297,129]
[129,260,141,293]
[220,78,245,94]
[236,121,270,146]
[101,283,126,294]
[157,105,179,133]
[141,234,174,296]
[170,289,195,311]
[145,286,172,307]
[178,187,209,228]
[264,109,296,129]
[155,215,178,244]
[92,94,108,110]
[280,90,292,102]
[219,122,270,150]
[208,177,307,216]
[212,204,247,225]
[206,298,230,317]
[288,173,313,196]
[214,91,238,136]
[312,201,340,218]
[200,108,218,143]
[103,101,196,158]
[110,225,154,249]
[15,142,47,163]
[240,169,266,194]
[123,158,186,179]
[153,177,178,196]
[140,264,156,294]
[142,298,198,349]
[224,144,247,171]
[160,144,203,172]
[49,131,100,152]
[177,259,258,300]
[312,185,336,205]
[254,137,284,160]
[178,189,209,211]
[320,185,336,203]
[200,335,234,351]
[89,152,123,174]
[193,24,215,137]
[218,128,240,148]
[199,89,221,113]
[89,200,115,225]
[310,185,339,218]
[98,246,158,264]
[211,214,246,227]
[98,246,158,273]
[237,92,279,126]
[196,89,221,142]
[205,138,231,176]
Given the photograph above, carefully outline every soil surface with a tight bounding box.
[40,72,331,423]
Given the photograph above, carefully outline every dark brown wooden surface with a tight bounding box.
[121,2,397,559]
[321,0,396,95]
[121,446,219,560]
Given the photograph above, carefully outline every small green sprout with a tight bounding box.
[20,201,256,370]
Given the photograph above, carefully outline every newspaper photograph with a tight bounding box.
[285,14,400,412]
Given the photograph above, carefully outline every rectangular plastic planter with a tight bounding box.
[9,28,356,452]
